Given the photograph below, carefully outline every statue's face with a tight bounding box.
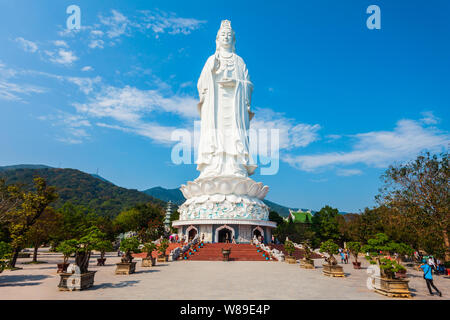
[218,28,233,48]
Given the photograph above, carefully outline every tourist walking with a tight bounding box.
[420,262,442,296]
[340,251,345,264]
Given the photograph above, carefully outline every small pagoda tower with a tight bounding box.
[164,201,173,232]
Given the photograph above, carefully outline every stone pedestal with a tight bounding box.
[322,264,345,277]
[58,271,96,291]
[115,262,136,275]
[173,176,276,243]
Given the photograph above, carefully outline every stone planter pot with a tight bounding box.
[141,257,156,267]
[285,255,297,264]
[372,276,411,298]
[300,259,315,269]
[97,258,106,266]
[57,262,69,273]
[322,264,345,277]
[115,262,136,275]
[157,255,168,263]
[352,261,361,269]
[222,249,231,262]
[58,271,96,291]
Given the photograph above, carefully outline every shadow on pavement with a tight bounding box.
[91,280,140,290]
[0,274,51,286]
[135,269,161,274]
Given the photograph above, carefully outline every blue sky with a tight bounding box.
[0,0,449,212]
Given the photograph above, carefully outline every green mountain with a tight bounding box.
[142,186,185,205]
[0,167,165,218]
[142,186,296,217]
[0,164,52,171]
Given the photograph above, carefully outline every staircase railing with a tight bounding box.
[169,234,199,261]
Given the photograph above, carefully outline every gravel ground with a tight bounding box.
[0,250,448,300]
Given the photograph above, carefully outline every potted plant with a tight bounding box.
[94,240,113,266]
[116,236,140,275]
[0,241,11,273]
[284,240,296,264]
[347,241,362,269]
[142,242,157,267]
[320,239,345,277]
[299,242,315,269]
[58,227,105,291]
[363,233,411,297]
[55,239,77,273]
[157,239,169,262]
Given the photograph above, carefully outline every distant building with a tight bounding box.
[285,209,313,223]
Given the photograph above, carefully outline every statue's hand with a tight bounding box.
[218,78,236,87]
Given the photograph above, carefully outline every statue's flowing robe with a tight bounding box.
[196,53,256,178]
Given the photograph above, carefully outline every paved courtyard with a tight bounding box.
[0,250,448,300]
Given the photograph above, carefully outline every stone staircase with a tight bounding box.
[185,243,271,261]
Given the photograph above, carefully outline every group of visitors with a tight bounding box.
[339,248,350,264]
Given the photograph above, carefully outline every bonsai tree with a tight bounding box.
[301,241,313,261]
[284,240,295,257]
[347,241,362,264]
[362,233,411,278]
[74,226,107,273]
[119,236,140,263]
[378,257,406,279]
[0,241,11,273]
[56,239,77,264]
[158,238,169,258]
[320,239,339,265]
[362,233,391,265]
[94,240,113,261]
[143,242,157,258]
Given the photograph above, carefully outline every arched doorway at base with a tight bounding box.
[215,225,235,243]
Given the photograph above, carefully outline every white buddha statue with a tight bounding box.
[196,20,256,179]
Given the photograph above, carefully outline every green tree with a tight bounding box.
[378,152,449,260]
[269,210,284,226]
[320,239,339,265]
[25,207,63,262]
[0,241,12,272]
[312,205,341,245]
[7,177,58,268]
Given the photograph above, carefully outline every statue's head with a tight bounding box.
[216,20,235,53]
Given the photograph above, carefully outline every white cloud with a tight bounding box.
[38,112,91,144]
[15,37,38,53]
[336,169,363,176]
[139,10,206,36]
[285,119,449,172]
[99,10,130,38]
[81,66,93,72]
[0,80,46,101]
[46,49,78,65]
[420,111,440,125]
[88,39,104,49]
[74,85,198,123]
[66,76,101,94]
[251,108,321,150]
[90,30,104,37]
[53,40,68,48]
